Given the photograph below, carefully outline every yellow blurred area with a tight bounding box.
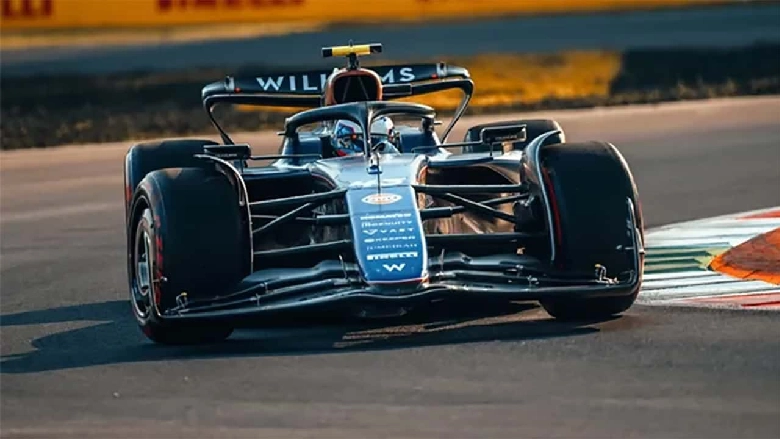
[405,51,621,110]
[0,22,326,50]
[1,0,738,30]
[236,51,622,114]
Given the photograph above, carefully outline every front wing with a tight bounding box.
[160,245,642,322]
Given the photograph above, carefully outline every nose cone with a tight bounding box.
[346,186,428,285]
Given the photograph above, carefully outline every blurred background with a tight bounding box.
[1,0,779,149]
[1,5,780,437]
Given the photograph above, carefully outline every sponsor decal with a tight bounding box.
[347,185,426,283]
[361,220,414,228]
[363,228,414,236]
[361,193,402,205]
[351,178,407,189]
[255,67,419,93]
[367,243,419,251]
[379,67,416,84]
[367,251,418,261]
[158,0,304,11]
[2,0,52,19]
[364,235,417,244]
[257,72,330,92]
[383,263,406,272]
[359,212,412,221]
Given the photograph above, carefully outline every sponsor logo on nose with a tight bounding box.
[383,263,406,272]
[361,193,402,205]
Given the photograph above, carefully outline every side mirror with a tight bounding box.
[383,83,413,98]
[480,124,527,145]
[203,143,251,161]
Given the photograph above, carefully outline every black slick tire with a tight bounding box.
[537,141,645,321]
[127,167,249,344]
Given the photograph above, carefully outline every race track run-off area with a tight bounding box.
[0,97,778,439]
[640,207,780,310]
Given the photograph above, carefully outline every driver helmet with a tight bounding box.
[332,116,397,156]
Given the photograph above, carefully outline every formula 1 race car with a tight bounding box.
[124,42,645,344]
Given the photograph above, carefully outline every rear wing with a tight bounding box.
[202,42,475,144]
[202,63,474,143]
[200,63,473,108]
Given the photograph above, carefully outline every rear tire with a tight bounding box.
[537,141,644,321]
[462,119,565,154]
[127,167,249,344]
[124,139,218,216]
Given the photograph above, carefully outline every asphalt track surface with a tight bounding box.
[2,2,780,76]
[2,97,780,438]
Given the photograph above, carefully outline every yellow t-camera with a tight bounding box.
[322,43,383,59]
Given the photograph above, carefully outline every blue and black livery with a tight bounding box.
[123,42,645,345]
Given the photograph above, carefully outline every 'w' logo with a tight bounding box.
[383,263,406,272]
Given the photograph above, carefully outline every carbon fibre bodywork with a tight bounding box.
[148,125,643,321]
[124,46,645,329]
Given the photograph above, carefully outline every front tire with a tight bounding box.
[536,141,645,321]
[127,167,249,344]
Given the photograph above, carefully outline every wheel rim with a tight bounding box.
[131,214,154,321]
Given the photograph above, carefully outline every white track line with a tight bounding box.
[638,206,780,310]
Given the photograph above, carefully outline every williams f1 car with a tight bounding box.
[124,42,645,344]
